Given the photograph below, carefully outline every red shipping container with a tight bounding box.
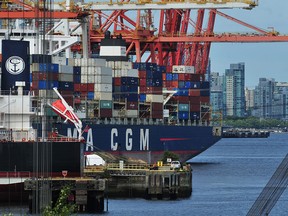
[74,83,81,91]
[171,81,178,88]
[164,81,171,88]
[143,87,153,94]
[47,73,59,81]
[200,96,210,104]
[87,83,94,92]
[127,101,138,110]
[139,78,147,87]
[189,89,201,97]
[152,87,162,95]
[189,96,200,104]
[31,81,39,90]
[190,104,200,112]
[80,84,88,92]
[178,74,185,81]
[151,111,163,119]
[162,73,166,81]
[175,96,189,102]
[99,108,112,118]
[113,77,121,86]
[139,71,147,79]
[152,102,163,111]
[166,65,173,73]
[139,86,146,94]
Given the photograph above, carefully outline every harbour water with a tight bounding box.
[1,133,288,215]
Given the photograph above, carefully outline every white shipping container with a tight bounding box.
[81,66,88,75]
[52,56,66,65]
[127,69,138,77]
[121,61,132,70]
[59,73,73,82]
[81,58,89,66]
[94,92,113,100]
[100,67,113,76]
[81,75,88,83]
[59,65,73,74]
[94,83,112,92]
[146,94,163,103]
[94,58,107,67]
[113,69,121,77]
[126,110,138,118]
[172,65,195,74]
[94,75,112,84]
[88,66,95,75]
[31,63,39,72]
[114,61,122,69]
[74,58,81,66]
[38,89,58,99]
[106,61,115,69]
[66,58,75,66]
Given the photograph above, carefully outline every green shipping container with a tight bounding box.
[100,100,112,109]
[178,104,189,112]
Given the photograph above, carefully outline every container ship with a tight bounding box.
[0,34,222,167]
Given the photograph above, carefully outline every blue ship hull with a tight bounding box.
[55,123,222,163]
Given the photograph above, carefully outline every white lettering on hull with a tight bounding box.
[67,127,150,152]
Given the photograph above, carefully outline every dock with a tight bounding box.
[84,162,192,199]
[24,177,106,214]
[222,128,270,138]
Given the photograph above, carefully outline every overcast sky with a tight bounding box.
[209,0,288,88]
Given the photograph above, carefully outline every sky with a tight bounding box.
[208,0,288,88]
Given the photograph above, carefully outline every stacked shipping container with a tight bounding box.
[30,54,210,122]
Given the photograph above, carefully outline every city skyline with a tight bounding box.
[209,0,288,88]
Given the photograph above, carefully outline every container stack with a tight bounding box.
[31,54,58,99]
[111,61,139,118]
[133,63,164,119]
[73,58,113,118]
[162,65,210,122]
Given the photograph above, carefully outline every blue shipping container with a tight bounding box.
[177,88,189,96]
[200,81,210,89]
[58,81,74,91]
[87,92,94,100]
[38,80,59,89]
[178,111,189,120]
[166,73,173,81]
[73,66,81,75]
[191,82,201,89]
[127,93,138,102]
[172,74,179,81]
[139,94,146,102]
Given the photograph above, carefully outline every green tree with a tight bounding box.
[43,185,75,216]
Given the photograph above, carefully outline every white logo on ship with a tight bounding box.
[67,128,150,151]
[5,56,25,75]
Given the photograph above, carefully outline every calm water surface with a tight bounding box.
[2,133,288,215]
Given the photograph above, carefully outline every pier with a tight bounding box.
[84,162,192,199]
[222,128,270,138]
[24,178,106,214]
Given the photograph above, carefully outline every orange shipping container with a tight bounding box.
[189,89,201,97]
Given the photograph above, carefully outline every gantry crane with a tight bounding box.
[0,0,288,75]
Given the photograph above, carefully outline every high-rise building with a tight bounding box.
[210,72,224,114]
[223,63,245,117]
[245,88,254,116]
[253,78,275,118]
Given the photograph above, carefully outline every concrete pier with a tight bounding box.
[84,162,192,199]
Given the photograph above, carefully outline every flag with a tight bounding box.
[83,125,90,133]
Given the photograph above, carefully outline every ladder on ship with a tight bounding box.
[247,153,288,216]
